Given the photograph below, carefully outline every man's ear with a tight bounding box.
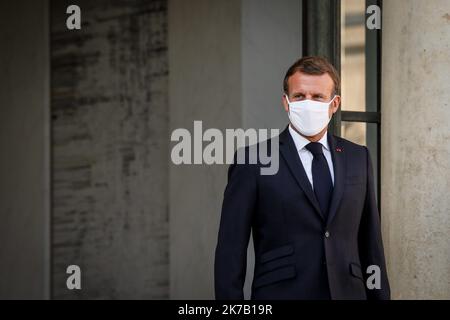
[331,95,341,114]
[282,94,289,112]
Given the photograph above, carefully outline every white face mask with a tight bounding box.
[285,95,336,137]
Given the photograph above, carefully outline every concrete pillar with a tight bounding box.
[169,0,301,299]
[381,0,450,299]
[0,0,50,299]
[169,0,242,300]
[51,0,169,299]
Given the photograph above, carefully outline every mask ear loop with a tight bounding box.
[327,95,339,121]
[284,94,291,104]
[328,95,337,104]
[284,94,291,115]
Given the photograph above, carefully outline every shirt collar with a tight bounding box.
[288,124,330,152]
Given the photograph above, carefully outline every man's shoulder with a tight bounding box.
[332,135,367,152]
[332,135,370,165]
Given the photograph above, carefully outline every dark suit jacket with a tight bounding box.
[214,126,390,300]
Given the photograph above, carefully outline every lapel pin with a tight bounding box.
[336,148,342,152]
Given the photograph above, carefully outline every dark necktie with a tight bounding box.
[305,142,333,220]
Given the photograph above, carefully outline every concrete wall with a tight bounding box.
[169,0,301,299]
[381,0,450,299]
[0,0,50,299]
[51,0,169,299]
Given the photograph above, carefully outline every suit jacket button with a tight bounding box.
[325,231,330,238]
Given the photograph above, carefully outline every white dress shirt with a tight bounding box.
[288,125,335,189]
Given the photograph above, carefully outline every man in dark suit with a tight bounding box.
[214,56,390,300]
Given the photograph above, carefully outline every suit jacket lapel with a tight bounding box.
[279,127,324,221]
[326,132,346,226]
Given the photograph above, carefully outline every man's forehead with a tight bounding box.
[288,72,334,93]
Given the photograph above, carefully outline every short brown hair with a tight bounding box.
[283,56,340,96]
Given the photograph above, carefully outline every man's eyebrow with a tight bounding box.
[291,91,327,96]
[291,91,328,98]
